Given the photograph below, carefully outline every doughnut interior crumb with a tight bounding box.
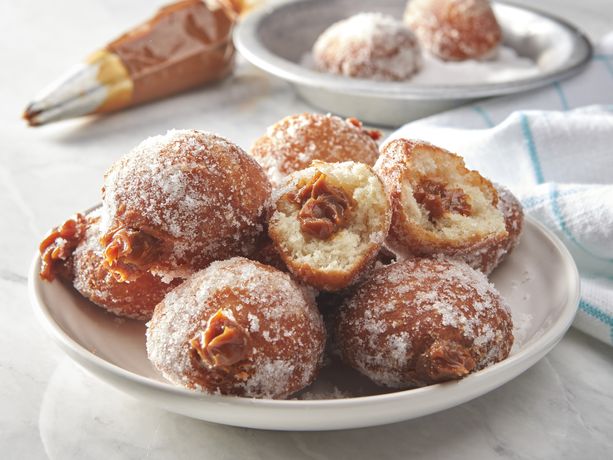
[399,144,506,241]
[272,161,389,272]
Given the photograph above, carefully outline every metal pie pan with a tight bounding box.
[234,0,593,126]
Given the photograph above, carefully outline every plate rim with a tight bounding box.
[233,0,594,100]
[29,214,581,412]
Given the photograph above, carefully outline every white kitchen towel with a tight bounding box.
[386,33,613,346]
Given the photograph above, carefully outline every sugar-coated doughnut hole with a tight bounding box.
[336,257,513,388]
[100,129,271,280]
[146,257,326,399]
[250,113,380,189]
[404,0,502,61]
[313,12,422,81]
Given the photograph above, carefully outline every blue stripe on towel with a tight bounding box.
[552,82,570,110]
[519,113,544,184]
[593,55,613,77]
[579,299,613,343]
[550,185,613,263]
[472,105,495,127]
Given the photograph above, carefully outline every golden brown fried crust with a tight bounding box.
[404,0,502,62]
[375,138,506,257]
[336,258,513,388]
[271,253,377,292]
[249,113,380,187]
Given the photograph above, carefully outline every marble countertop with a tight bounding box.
[1,0,612,458]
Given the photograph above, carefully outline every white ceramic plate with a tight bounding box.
[29,216,579,431]
[234,0,592,126]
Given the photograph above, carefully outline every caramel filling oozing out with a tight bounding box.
[100,227,162,282]
[190,309,250,368]
[39,214,87,281]
[346,117,382,141]
[413,178,472,222]
[425,340,476,381]
[292,171,353,240]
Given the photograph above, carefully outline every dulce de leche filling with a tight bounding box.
[346,117,382,141]
[39,214,87,281]
[100,226,162,282]
[420,340,476,382]
[413,178,472,221]
[106,0,236,105]
[291,171,353,240]
[190,309,250,368]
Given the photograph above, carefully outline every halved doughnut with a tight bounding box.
[375,139,507,260]
[268,161,391,291]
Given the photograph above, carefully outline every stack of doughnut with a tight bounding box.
[312,0,502,81]
[39,112,522,398]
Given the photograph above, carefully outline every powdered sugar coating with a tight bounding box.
[404,0,501,61]
[496,184,524,251]
[313,12,422,81]
[102,129,271,273]
[336,257,513,388]
[146,257,326,399]
[250,113,379,189]
[72,210,181,320]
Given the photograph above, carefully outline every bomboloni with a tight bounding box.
[313,12,422,81]
[404,0,502,61]
[146,257,326,399]
[39,211,180,320]
[100,129,271,281]
[336,257,514,388]
[375,139,508,267]
[250,113,380,188]
[268,161,391,291]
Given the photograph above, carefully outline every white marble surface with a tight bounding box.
[1,0,612,458]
